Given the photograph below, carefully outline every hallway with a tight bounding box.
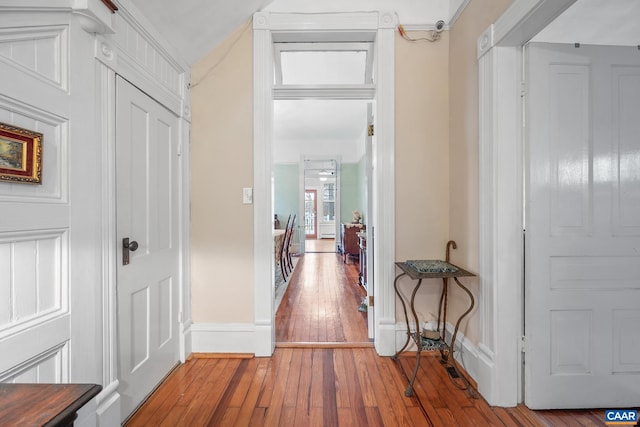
[275,252,369,344]
[125,250,610,426]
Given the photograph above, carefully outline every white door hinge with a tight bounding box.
[520,335,526,353]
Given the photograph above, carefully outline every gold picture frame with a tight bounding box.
[0,122,43,184]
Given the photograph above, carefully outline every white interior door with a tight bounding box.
[116,76,181,420]
[525,43,640,408]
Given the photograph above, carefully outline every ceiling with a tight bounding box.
[125,0,640,67]
[125,0,451,66]
[126,0,273,65]
[534,0,640,45]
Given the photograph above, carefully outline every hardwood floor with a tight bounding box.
[305,238,336,253]
[126,349,609,426]
[276,252,369,344]
[125,253,614,426]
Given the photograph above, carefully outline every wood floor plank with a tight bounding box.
[260,349,293,426]
[160,359,231,426]
[310,349,324,409]
[321,349,339,426]
[333,346,352,409]
[283,349,303,408]
[335,349,369,426]
[206,358,252,426]
[233,358,270,427]
[352,348,378,408]
[361,347,415,427]
[364,407,385,427]
[183,358,242,426]
[125,358,203,426]
[248,407,266,427]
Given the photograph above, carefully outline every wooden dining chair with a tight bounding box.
[279,215,291,280]
[284,214,296,274]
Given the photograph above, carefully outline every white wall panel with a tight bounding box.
[612,66,640,236]
[613,309,640,374]
[158,277,172,346]
[548,64,591,236]
[0,231,66,333]
[111,15,182,99]
[550,256,640,290]
[0,342,68,383]
[0,26,68,90]
[550,309,592,375]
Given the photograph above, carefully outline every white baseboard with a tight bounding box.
[190,323,256,354]
[395,321,480,385]
[181,319,193,362]
[94,380,121,427]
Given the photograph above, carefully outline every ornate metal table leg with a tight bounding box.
[447,276,479,398]
[450,277,475,356]
[405,279,423,396]
[393,272,410,358]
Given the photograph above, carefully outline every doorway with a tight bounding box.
[253,12,398,357]
[304,189,318,239]
[304,158,338,254]
[273,99,371,343]
[477,0,640,407]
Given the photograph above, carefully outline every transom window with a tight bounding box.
[274,42,374,86]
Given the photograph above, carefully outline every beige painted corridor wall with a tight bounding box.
[447,0,512,343]
[191,22,254,323]
[190,22,452,326]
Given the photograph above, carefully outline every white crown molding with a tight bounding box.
[448,0,470,27]
[72,0,115,34]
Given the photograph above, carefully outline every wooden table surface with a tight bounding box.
[0,383,102,427]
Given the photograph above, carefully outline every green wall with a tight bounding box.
[276,161,366,228]
[274,164,299,229]
[340,161,365,225]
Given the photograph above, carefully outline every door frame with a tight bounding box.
[476,0,577,406]
[252,11,397,356]
[299,156,341,254]
[95,29,191,421]
[304,189,318,239]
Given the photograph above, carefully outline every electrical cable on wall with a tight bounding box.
[398,19,446,42]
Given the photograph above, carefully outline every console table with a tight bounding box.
[393,240,477,398]
[0,383,102,426]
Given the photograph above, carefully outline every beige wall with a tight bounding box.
[394,30,452,323]
[191,22,254,323]
[189,3,514,339]
[190,23,453,327]
[447,0,512,343]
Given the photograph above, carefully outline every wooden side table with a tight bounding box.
[393,241,477,398]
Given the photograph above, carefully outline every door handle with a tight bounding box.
[123,237,139,265]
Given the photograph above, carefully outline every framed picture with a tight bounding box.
[0,122,43,184]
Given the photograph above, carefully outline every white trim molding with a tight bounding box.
[252,10,397,357]
[476,0,577,407]
[190,323,257,354]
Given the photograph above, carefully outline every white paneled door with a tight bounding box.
[116,77,180,420]
[525,43,640,408]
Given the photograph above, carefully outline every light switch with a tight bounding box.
[243,187,253,204]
